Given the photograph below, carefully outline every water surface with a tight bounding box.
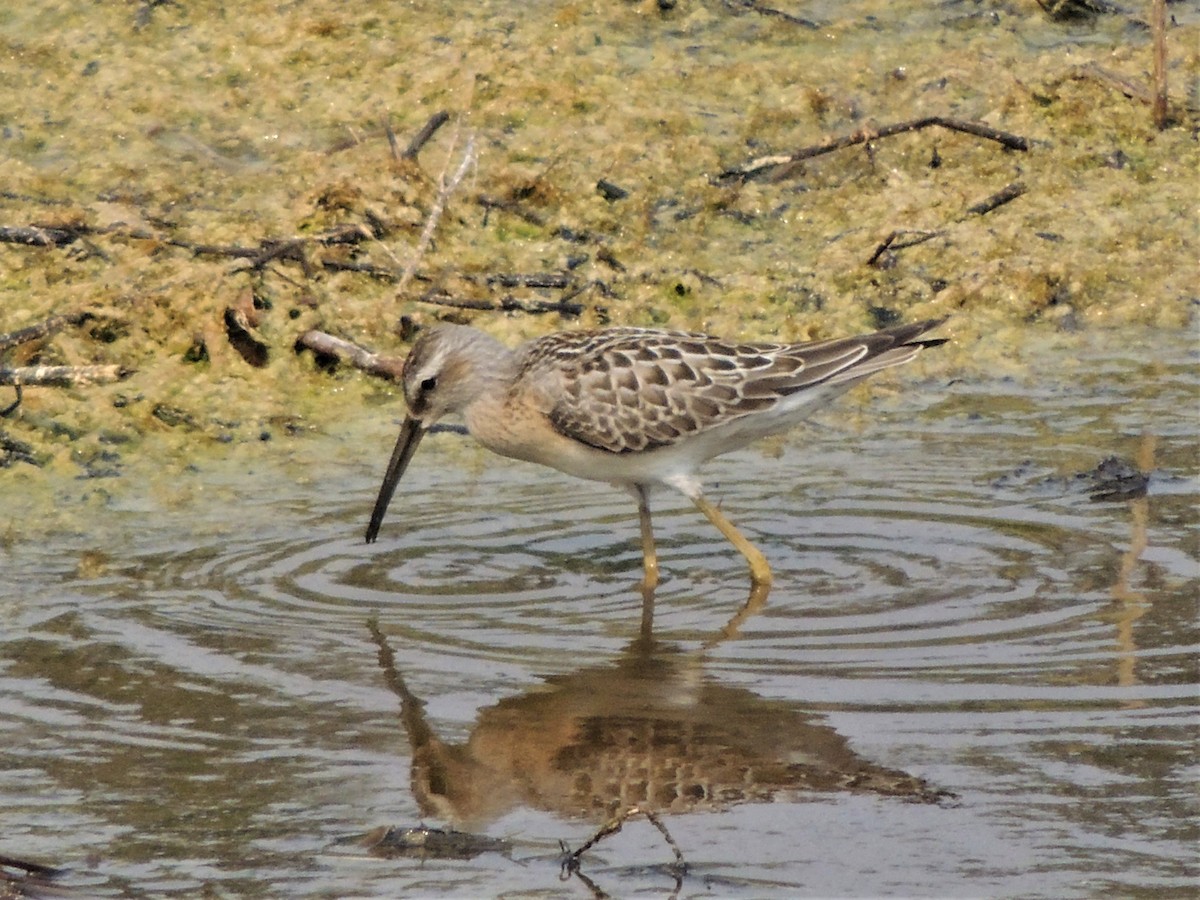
[2,333,1196,897]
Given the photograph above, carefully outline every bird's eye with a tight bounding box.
[420,376,438,393]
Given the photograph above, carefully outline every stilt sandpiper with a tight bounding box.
[366,319,945,592]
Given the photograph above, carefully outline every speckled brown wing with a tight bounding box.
[522,321,944,454]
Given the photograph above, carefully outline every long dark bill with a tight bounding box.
[365,416,426,544]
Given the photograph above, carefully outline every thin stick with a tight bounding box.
[1075,62,1156,104]
[718,116,1029,184]
[1151,0,1168,130]
[395,133,478,299]
[415,289,592,318]
[0,431,36,464]
[319,258,410,280]
[864,183,1023,267]
[244,237,310,274]
[482,272,572,289]
[724,0,819,28]
[0,311,94,353]
[964,181,1027,216]
[866,229,946,267]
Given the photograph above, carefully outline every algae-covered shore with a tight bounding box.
[0,0,1196,485]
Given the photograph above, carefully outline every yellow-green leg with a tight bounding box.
[634,484,660,593]
[691,494,773,590]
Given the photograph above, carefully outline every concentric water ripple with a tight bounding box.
[2,336,1196,897]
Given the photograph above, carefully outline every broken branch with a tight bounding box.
[0,364,134,387]
[294,330,405,380]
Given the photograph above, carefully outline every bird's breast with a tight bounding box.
[462,394,697,487]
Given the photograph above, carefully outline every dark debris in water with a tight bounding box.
[1082,455,1150,502]
[0,431,39,468]
[0,853,66,899]
[560,804,686,891]
[992,455,1150,501]
[1035,0,1128,20]
[353,825,511,861]
[150,403,198,430]
[72,447,123,480]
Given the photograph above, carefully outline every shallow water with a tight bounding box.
[1,333,1196,897]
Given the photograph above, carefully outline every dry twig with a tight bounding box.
[719,116,1029,184]
[384,119,402,163]
[395,132,478,298]
[0,311,94,353]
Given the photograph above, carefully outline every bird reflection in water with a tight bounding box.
[366,619,953,837]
